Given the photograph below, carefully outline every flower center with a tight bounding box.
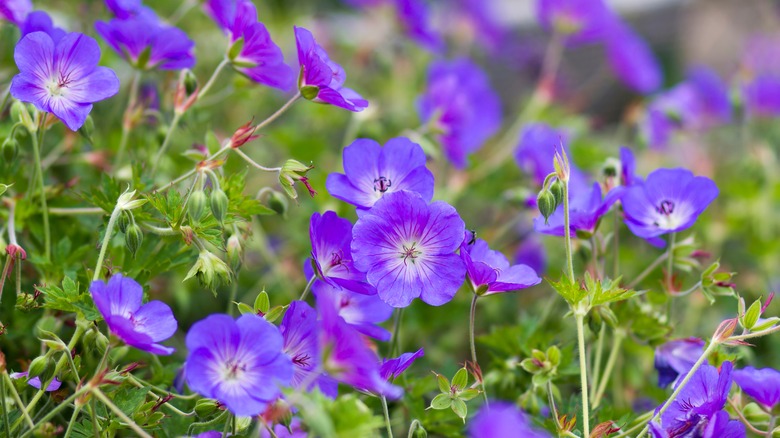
[657,200,674,215]
[222,359,247,381]
[400,243,421,265]
[339,297,351,309]
[46,74,73,97]
[373,176,392,193]
[292,353,311,368]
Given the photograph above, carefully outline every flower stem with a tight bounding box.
[30,120,50,261]
[3,372,34,429]
[666,233,676,291]
[590,324,605,401]
[18,385,91,438]
[547,381,561,430]
[232,148,282,172]
[91,387,153,438]
[49,207,104,215]
[151,111,183,176]
[299,276,316,301]
[254,92,301,132]
[469,294,489,406]
[575,314,590,437]
[199,59,230,100]
[592,329,625,408]
[389,308,405,357]
[63,404,83,438]
[116,70,141,167]
[0,373,10,438]
[381,395,394,438]
[627,252,669,290]
[765,414,776,438]
[93,199,124,282]
[407,420,423,438]
[562,179,575,281]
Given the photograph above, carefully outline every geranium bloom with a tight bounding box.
[90,274,177,355]
[10,371,62,392]
[621,168,718,247]
[733,367,780,409]
[326,137,434,210]
[534,182,621,237]
[352,191,466,308]
[280,301,338,397]
[536,0,612,45]
[0,0,30,25]
[604,24,662,94]
[394,0,443,52]
[380,348,424,380]
[654,338,705,388]
[514,123,588,188]
[20,11,65,42]
[417,58,501,168]
[469,402,551,438]
[295,26,367,111]
[461,237,541,295]
[309,211,375,295]
[619,146,641,187]
[105,0,153,19]
[310,275,393,341]
[96,15,195,71]
[185,314,293,416]
[738,35,780,118]
[10,31,120,131]
[515,234,546,276]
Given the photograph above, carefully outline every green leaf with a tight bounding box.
[459,389,480,401]
[548,275,587,306]
[236,302,254,315]
[451,367,468,391]
[450,398,467,422]
[744,300,762,330]
[435,373,450,393]
[111,386,149,416]
[588,274,635,306]
[429,393,452,410]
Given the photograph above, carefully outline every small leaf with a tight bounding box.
[459,389,480,401]
[236,302,254,315]
[451,367,468,391]
[429,394,451,410]
[434,373,450,394]
[744,300,762,330]
[264,305,286,323]
[450,398,467,422]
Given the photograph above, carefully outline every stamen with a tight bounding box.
[373,176,392,193]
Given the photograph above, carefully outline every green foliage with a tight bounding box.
[36,276,100,321]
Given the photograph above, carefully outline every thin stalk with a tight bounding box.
[3,372,34,429]
[116,70,142,166]
[187,410,228,436]
[49,207,104,215]
[31,120,51,261]
[93,201,124,282]
[612,209,620,277]
[169,0,196,24]
[151,111,183,175]
[389,308,405,357]
[91,388,153,438]
[0,373,10,438]
[381,395,394,438]
[592,330,625,408]
[221,413,232,438]
[18,385,91,438]
[63,405,83,438]
[254,92,301,131]
[575,314,590,437]
[228,281,238,315]
[159,144,231,192]
[666,233,676,291]
[199,59,230,99]
[547,381,561,430]
[232,148,282,172]
[299,276,316,301]
[469,294,489,406]
[728,399,768,436]
[563,179,575,281]
[0,255,12,302]
[407,420,423,438]
[765,414,775,437]
[627,252,669,290]
[88,399,100,438]
[590,324,606,401]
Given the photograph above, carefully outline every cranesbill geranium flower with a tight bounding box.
[309,211,375,295]
[105,0,154,19]
[311,276,393,341]
[380,348,424,380]
[0,0,30,25]
[461,237,541,295]
[604,23,662,94]
[733,366,780,409]
[352,190,466,308]
[536,0,612,45]
[394,0,443,52]
[90,274,177,355]
[10,31,120,131]
[417,58,501,168]
[10,371,62,391]
[469,402,551,438]
[20,11,65,42]
[654,338,705,388]
[185,314,293,416]
[326,137,435,210]
[514,123,588,188]
[621,168,718,247]
[535,182,621,237]
[295,26,367,112]
[515,234,546,276]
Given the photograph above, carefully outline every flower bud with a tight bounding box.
[209,189,229,225]
[188,190,208,224]
[279,159,316,200]
[95,330,110,354]
[78,116,95,144]
[194,399,219,418]
[184,250,232,294]
[549,179,564,207]
[183,69,198,97]
[2,136,18,162]
[267,190,288,216]
[536,190,557,225]
[125,223,143,257]
[27,356,50,379]
[11,101,35,133]
[117,211,132,234]
[226,234,243,272]
[229,119,259,149]
[174,70,199,114]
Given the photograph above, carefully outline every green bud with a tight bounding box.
[125,223,144,257]
[95,330,110,354]
[78,116,95,144]
[549,179,564,207]
[194,399,219,418]
[279,159,316,200]
[183,69,198,96]
[300,85,319,101]
[117,211,132,234]
[209,189,229,224]
[188,190,208,224]
[27,356,50,379]
[184,250,232,294]
[2,136,19,162]
[267,190,288,216]
[11,101,35,132]
[226,234,243,272]
[536,190,557,225]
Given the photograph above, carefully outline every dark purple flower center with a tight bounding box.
[223,359,247,381]
[401,243,421,265]
[328,251,350,273]
[373,176,392,193]
[657,200,675,215]
[292,353,311,368]
[339,297,351,309]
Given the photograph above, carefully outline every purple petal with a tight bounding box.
[733,366,780,409]
[380,348,424,380]
[132,300,178,342]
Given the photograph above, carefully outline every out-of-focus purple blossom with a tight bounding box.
[295,26,367,111]
[604,24,662,94]
[96,14,195,70]
[20,11,66,42]
[309,211,375,295]
[260,418,307,438]
[469,402,551,438]
[0,0,31,25]
[461,237,541,295]
[515,234,546,276]
[380,348,424,380]
[742,76,780,117]
[310,274,393,341]
[393,0,442,52]
[536,0,612,45]
[535,182,620,237]
[455,0,511,55]
[185,314,293,416]
[10,31,120,131]
[514,123,588,188]
[352,190,466,308]
[733,366,780,409]
[326,137,434,210]
[280,301,338,398]
[738,34,780,117]
[104,0,155,19]
[417,58,501,168]
[685,67,732,127]
[621,168,718,247]
[654,338,705,388]
[10,371,62,391]
[619,146,641,187]
[90,274,177,355]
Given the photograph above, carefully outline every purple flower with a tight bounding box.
[317,295,402,398]
[295,26,367,112]
[185,314,293,416]
[309,211,375,295]
[393,0,443,52]
[468,402,550,438]
[685,67,732,127]
[10,31,120,131]
[20,11,65,42]
[105,0,151,19]
[280,301,338,398]
[604,24,662,94]
[534,182,620,237]
[455,0,511,55]
[742,75,780,117]
[461,237,541,295]
[619,146,641,187]
[733,366,780,409]
[514,123,588,188]
[10,371,62,391]
[536,0,612,45]
[380,348,424,380]
[260,419,307,438]
[311,277,393,341]
[515,234,546,276]
[654,338,705,388]
[621,168,718,247]
[326,137,434,210]
[0,0,30,25]
[351,190,466,308]
[96,15,195,70]
[417,58,501,168]
[90,274,177,355]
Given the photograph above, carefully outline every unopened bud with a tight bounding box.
[188,190,208,224]
[183,70,198,97]
[209,189,229,224]
[229,120,258,149]
[78,116,95,143]
[27,356,50,379]
[184,250,232,294]
[174,70,199,114]
[549,179,564,207]
[117,211,132,234]
[11,101,35,132]
[95,330,110,354]
[279,159,316,200]
[2,136,18,161]
[125,223,143,257]
[195,399,219,418]
[537,190,557,225]
[226,234,243,272]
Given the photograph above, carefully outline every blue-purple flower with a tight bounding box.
[309,211,375,295]
[20,11,65,42]
[536,0,612,46]
[380,348,424,381]
[393,0,443,52]
[417,58,501,168]
[326,137,434,210]
[514,123,588,188]
[619,146,642,187]
[515,234,546,276]
[604,23,662,94]
[0,0,30,25]
[738,35,780,118]
[90,274,177,355]
[461,237,541,295]
[185,314,293,416]
[535,182,620,237]
[621,168,718,247]
[352,190,466,308]
[295,26,367,112]
[654,338,705,388]
[312,278,393,341]
[733,366,780,409]
[10,31,120,131]
[104,0,153,19]
[469,402,550,438]
[10,371,62,392]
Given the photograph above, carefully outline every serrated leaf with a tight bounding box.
[548,276,587,306]
[429,393,451,410]
[451,367,468,391]
[588,275,635,306]
[112,386,149,416]
[451,398,467,422]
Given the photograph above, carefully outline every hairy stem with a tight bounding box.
[4,372,34,429]
[469,294,489,406]
[299,275,316,301]
[381,395,394,438]
[563,178,575,281]
[93,199,124,282]
[575,314,590,437]
[627,252,669,290]
[592,330,625,408]
[91,387,153,438]
[31,120,50,261]
[116,70,141,166]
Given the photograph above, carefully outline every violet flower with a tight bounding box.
[534,182,621,237]
[185,314,293,416]
[326,137,434,210]
[604,23,662,94]
[514,123,588,188]
[309,211,375,295]
[417,58,501,168]
[733,366,780,409]
[468,402,550,438]
[96,14,195,70]
[738,35,780,118]
[90,274,177,355]
[393,0,443,52]
[621,168,718,247]
[619,146,642,187]
[104,0,154,19]
[295,26,367,112]
[0,0,30,25]
[654,338,705,388]
[535,0,612,46]
[10,371,62,392]
[380,348,424,381]
[351,190,466,308]
[310,274,393,341]
[461,237,541,295]
[515,234,546,276]
[10,31,120,131]
[20,11,65,42]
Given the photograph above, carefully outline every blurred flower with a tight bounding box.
[260,418,306,438]
[90,274,177,355]
[309,211,375,295]
[621,168,718,247]
[326,137,434,210]
[739,34,780,118]
[468,402,550,438]
[104,0,155,19]
[514,123,587,188]
[280,301,338,398]
[742,76,780,117]
[0,0,30,25]
[352,191,466,307]
[295,26,367,111]
[393,0,442,52]
[461,237,541,295]
[515,234,546,275]
[10,371,61,391]
[20,11,65,42]
[733,366,780,409]
[534,182,620,237]
[654,338,704,388]
[619,146,642,187]
[604,24,661,94]
[536,0,612,45]
[185,314,293,417]
[454,0,511,55]
[10,32,120,131]
[310,275,393,341]
[317,295,402,398]
[417,58,501,168]
[380,348,424,380]
[96,14,195,70]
